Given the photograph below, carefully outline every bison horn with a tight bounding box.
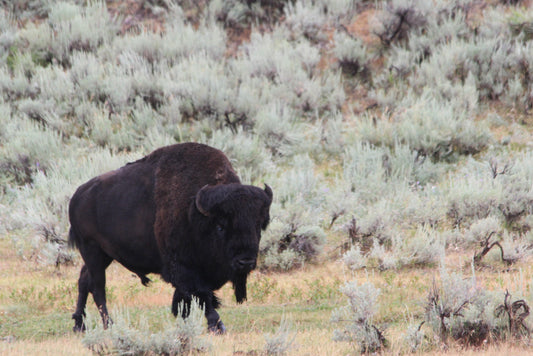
[264,184,273,203]
[195,185,210,217]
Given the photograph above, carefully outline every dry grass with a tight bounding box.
[2,232,533,355]
[0,337,92,356]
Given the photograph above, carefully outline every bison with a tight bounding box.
[68,142,272,334]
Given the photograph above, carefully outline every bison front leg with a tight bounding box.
[171,289,226,334]
[171,289,191,318]
[197,291,226,334]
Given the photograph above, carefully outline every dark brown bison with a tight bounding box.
[68,142,272,333]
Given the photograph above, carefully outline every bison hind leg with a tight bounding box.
[74,242,113,331]
[72,265,90,332]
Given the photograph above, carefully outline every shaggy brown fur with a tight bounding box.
[69,143,272,334]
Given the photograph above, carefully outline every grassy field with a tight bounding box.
[2,234,533,355]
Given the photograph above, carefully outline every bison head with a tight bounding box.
[190,183,273,302]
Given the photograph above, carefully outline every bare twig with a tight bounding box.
[489,158,512,179]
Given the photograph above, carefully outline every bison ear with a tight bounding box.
[195,185,211,217]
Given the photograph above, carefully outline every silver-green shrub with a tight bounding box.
[83,301,209,355]
[233,28,343,115]
[111,13,226,65]
[369,242,399,270]
[202,127,273,183]
[284,0,328,43]
[446,176,499,228]
[0,116,63,185]
[260,156,327,270]
[253,103,308,158]
[261,200,326,271]
[342,141,444,206]
[400,226,444,267]
[264,314,296,355]
[497,175,533,226]
[208,0,287,27]
[2,0,85,21]
[364,226,444,270]
[357,96,491,161]
[465,217,502,247]
[332,280,386,353]
[0,10,18,61]
[0,62,35,101]
[401,321,425,353]
[46,1,117,66]
[372,0,432,45]
[448,290,503,347]
[342,245,367,270]
[491,232,533,265]
[425,265,506,346]
[165,52,235,121]
[333,31,370,77]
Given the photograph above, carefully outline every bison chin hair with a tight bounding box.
[232,273,248,303]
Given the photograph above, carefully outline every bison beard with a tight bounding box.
[233,273,248,303]
[68,143,272,334]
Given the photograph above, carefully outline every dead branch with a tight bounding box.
[495,290,531,338]
[473,232,513,266]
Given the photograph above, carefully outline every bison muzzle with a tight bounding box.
[68,143,273,334]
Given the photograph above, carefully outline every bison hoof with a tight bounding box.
[208,320,226,335]
[72,322,86,333]
[72,314,86,333]
[73,324,86,333]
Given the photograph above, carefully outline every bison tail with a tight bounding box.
[67,227,79,250]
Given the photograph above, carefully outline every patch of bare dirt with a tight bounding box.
[347,7,380,46]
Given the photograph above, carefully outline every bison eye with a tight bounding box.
[216,224,225,234]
